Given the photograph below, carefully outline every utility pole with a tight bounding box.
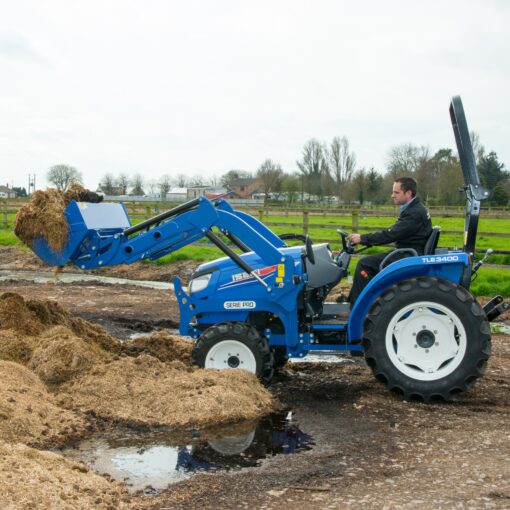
[28,174,36,196]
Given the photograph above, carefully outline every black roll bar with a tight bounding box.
[449,96,490,257]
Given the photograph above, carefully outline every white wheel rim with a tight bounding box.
[385,301,467,381]
[208,431,256,455]
[205,340,257,373]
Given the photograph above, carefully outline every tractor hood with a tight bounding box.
[188,245,304,296]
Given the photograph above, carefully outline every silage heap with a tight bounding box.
[15,188,70,252]
[0,292,275,435]
[13,183,99,252]
[0,291,275,507]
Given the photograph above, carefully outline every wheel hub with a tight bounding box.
[416,329,435,349]
[227,355,240,368]
[385,301,467,381]
[204,339,257,373]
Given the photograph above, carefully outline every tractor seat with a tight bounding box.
[423,226,441,255]
[379,226,442,271]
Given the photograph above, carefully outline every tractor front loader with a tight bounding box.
[30,96,509,401]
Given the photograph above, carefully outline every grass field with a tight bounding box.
[2,209,509,296]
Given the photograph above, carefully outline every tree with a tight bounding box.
[296,139,329,200]
[116,173,129,195]
[282,174,300,203]
[220,169,251,187]
[386,144,430,178]
[159,174,171,198]
[12,187,27,197]
[146,179,158,195]
[365,168,384,203]
[470,130,485,164]
[208,174,220,187]
[188,175,206,187]
[415,148,455,204]
[325,136,356,200]
[130,174,145,195]
[256,159,284,199]
[491,182,509,206]
[47,164,82,191]
[351,169,367,204]
[478,151,508,191]
[99,173,117,195]
[435,154,464,206]
[173,174,188,187]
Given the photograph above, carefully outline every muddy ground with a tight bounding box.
[1,246,509,509]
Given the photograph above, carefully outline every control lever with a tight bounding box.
[473,248,493,273]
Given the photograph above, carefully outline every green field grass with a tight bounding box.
[470,267,510,297]
[269,225,510,252]
[149,246,224,265]
[2,207,509,297]
[2,231,509,297]
[259,213,510,232]
[0,231,19,246]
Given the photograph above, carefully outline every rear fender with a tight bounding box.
[348,253,469,343]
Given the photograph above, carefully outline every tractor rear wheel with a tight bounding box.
[363,277,491,402]
[192,322,274,384]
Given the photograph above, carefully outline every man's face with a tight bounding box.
[391,182,413,206]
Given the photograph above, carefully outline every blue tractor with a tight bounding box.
[31,97,509,401]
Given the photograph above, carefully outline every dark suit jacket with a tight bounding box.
[360,197,432,254]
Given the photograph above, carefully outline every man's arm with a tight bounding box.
[358,208,425,246]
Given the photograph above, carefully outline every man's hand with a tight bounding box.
[347,233,361,245]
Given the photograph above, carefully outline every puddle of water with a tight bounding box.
[291,352,354,364]
[57,412,312,493]
[0,269,174,290]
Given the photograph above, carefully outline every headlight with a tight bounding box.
[189,274,212,294]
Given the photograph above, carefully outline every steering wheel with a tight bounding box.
[337,229,369,255]
[337,229,354,254]
[305,234,315,264]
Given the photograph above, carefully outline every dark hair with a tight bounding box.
[394,177,417,197]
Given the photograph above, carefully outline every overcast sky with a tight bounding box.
[1,0,509,191]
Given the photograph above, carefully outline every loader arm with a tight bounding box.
[32,197,294,283]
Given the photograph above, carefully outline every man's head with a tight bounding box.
[392,177,417,206]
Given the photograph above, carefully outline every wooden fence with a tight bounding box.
[2,199,509,254]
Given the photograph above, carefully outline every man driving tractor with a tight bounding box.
[346,176,432,303]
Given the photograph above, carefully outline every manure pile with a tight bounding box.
[0,441,129,510]
[0,291,275,507]
[0,292,274,433]
[14,183,103,252]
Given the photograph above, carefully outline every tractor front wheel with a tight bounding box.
[363,277,491,402]
[192,322,274,384]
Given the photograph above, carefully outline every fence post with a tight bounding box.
[352,210,359,233]
[1,201,7,230]
[145,205,151,220]
[258,209,264,222]
[303,210,309,235]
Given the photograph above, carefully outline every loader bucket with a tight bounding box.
[31,201,131,266]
